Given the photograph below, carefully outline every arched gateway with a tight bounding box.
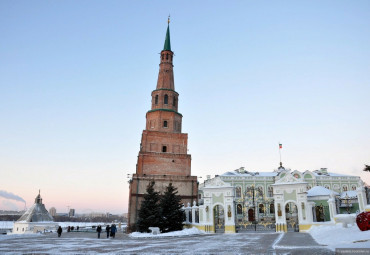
[272,173,312,232]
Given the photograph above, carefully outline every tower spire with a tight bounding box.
[163,16,171,51]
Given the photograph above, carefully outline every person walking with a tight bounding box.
[96,225,102,239]
[110,224,117,238]
[57,226,62,237]
[106,225,110,238]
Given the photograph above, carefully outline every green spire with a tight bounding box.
[163,18,171,51]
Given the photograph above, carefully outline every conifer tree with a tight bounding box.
[159,183,185,233]
[136,181,161,232]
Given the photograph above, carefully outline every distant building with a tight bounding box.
[13,191,58,234]
[69,209,75,217]
[49,207,56,217]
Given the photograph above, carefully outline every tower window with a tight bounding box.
[162,146,167,152]
[164,94,168,104]
[163,121,168,128]
[166,53,169,60]
[173,97,176,107]
[155,95,158,104]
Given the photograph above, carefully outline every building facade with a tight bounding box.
[127,21,198,232]
[185,166,367,233]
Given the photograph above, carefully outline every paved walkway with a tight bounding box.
[0,231,333,254]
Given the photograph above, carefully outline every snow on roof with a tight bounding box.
[313,172,351,177]
[16,193,54,223]
[307,186,339,197]
[340,191,357,198]
[221,171,277,177]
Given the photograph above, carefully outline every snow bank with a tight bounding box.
[129,227,206,238]
[309,224,370,250]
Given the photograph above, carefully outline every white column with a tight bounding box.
[356,187,367,212]
[307,202,315,223]
[327,193,336,222]
[191,201,198,224]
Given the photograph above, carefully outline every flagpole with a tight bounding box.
[279,146,282,164]
[279,143,282,168]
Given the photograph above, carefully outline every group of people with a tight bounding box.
[56,224,119,238]
[96,224,117,238]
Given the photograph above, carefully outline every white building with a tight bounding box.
[13,192,58,234]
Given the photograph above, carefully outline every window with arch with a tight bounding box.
[173,97,176,107]
[236,187,241,197]
[166,53,169,60]
[268,186,273,197]
[352,185,357,191]
[237,204,243,215]
[259,204,264,213]
[155,95,158,104]
[343,185,348,191]
[162,146,167,153]
[270,203,275,214]
[164,94,168,104]
[163,121,168,128]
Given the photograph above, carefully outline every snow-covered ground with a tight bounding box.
[0,221,123,229]
[129,227,205,238]
[309,223,370,250]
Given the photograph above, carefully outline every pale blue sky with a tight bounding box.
[1,1,369,213]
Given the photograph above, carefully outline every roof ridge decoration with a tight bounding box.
[275,172,305,185]
[204,176,231,187]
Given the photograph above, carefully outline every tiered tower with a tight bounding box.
[127,20,198,231]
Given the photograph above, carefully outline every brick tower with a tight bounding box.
[127,20,198,232]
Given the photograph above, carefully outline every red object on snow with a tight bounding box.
[356,211,370,231]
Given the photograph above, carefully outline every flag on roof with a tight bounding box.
[279,143,282,149]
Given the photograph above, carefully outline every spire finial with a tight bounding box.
[168,14,170,24]
[39,189,40,195]
[163,17,171,51]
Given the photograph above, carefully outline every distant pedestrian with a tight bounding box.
[97,225,102,238]
[111,224,117,238]
[67,226,71,232]
[57,226,62,237]
[106,225,110,238]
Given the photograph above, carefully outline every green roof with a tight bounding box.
[163,24,171,51]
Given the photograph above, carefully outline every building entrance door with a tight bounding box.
[248,209,255,222]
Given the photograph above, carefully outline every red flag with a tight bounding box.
[279,144,282,149]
